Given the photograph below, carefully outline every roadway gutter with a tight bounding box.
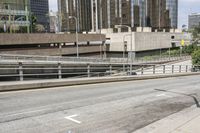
[0,72,200,92]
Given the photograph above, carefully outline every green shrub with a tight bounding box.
[192,49,200,65]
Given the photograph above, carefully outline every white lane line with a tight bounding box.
[65,114,82,124]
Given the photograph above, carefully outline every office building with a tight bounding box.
[0,0,30,33]
[166,0,178,28]
[30,0,49,31]
[147,0,170,30]
[189,13,200,29]
[58,0,178,33]
[58,0,92,32]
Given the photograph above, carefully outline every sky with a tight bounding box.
[48,0,200,28]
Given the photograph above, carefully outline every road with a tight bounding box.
[0,75,200,133]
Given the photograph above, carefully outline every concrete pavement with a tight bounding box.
[0,75,200,133]
[134,105,200,133]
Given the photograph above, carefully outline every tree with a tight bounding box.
[192,49,200,65]
[35,24,45,33]
[30,15,37,33]
[192,25,200,44]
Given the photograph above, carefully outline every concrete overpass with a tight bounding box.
[0,33,108,56]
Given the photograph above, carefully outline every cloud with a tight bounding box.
[49,0,58,11]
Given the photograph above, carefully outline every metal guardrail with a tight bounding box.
[0,62,198,82]
[0,54,191,64]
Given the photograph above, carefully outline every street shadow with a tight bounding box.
[155,89,200,108]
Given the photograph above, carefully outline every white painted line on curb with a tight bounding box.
[65,114,82,124]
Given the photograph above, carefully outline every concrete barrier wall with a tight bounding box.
[0,72,200,92]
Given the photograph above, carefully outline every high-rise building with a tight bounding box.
[188,13,200,29]
[58,0,177,33]
[166,0,178,28]
[30,0,49,31]
[58,0,92,32]
[147,0,170,30]
[0,0,30,33]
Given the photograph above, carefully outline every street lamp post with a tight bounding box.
[115,25,133,75]
[69,16,79,58]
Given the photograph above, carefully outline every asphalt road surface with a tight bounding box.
[0,75,200,133]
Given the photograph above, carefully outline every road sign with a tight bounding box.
[181,39,185,46]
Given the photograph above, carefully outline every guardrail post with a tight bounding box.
[141,66,144,75]
[19,62,23,81]
[109,64,112,76]
[58,63,62,79]
[179,65,182,73]
[87,64,90,77]
[153,65,156,74]
[186,65,188,73]
[172,65,174,74]
[163,65,166,74]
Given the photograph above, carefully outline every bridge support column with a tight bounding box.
[179,65,182,73]
[172,65,174,73]
[18,62,23,81]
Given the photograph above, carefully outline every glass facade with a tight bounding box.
[166,0,178,28]
[30,0,49,31]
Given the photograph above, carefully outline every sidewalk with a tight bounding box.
[134,105,200,133]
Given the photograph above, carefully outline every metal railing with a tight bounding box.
[0,62,198,82]
[0,54,191,64]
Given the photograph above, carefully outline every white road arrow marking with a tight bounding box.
[156,93,172,98]
[157,93,166,97]
[65,114,82,124]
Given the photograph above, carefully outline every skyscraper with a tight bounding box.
[58,0,92,32]
[166,0,178,28]
[58,0,177,33]
[30,0,49,31]
[147,0,170,30]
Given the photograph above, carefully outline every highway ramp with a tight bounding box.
[0,75,200,133]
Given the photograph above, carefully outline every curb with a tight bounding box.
[0,72,200,92]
